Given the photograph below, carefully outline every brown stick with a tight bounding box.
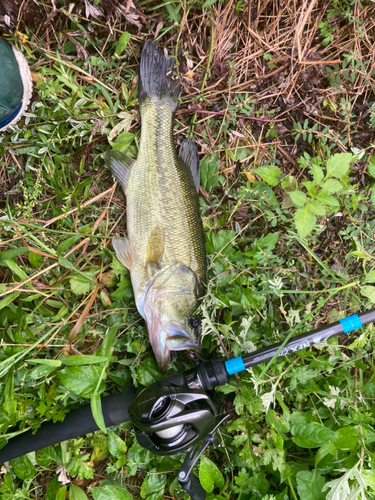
[192,109,286,123]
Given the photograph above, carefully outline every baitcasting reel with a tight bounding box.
[128,361,231,499]
[129,381,217,455]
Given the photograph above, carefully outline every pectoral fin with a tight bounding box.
[104,150,136,191]
[179,138,200,192]
[113,237,132,270]
[145,227,165,276]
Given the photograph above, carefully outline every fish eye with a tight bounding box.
[188,316,201,333]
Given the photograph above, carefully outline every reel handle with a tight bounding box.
[179,474,206,500]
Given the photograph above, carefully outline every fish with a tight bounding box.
[104,41,206,371]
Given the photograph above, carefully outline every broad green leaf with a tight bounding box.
[0,291,20,310]
[199,456,225,493]
[312,164,324,184]
[325,153,352,179]
[114,32,131,57]
[164,2,181,23]
[140,469,167,499]
[315,441,336,467]
[315,191,340,206]
[200,155,223,193]
[371,185,375,206]
[332,426,359,450]
[3,258,28,281]
[26,358,62,366]
[108,429,126,459]
[291,423,337,448]
[29,364,56,380]
[111,256,128,277]
[321,179,343,193]
[57,235,82,256]
[69,484,89,500]
[11,455,36,480]
[91,391,107,434]
[110,275,134,303]
[296,469,326,500]
[90,433,109,463]
[46,476,62,500]
[280,461,306,483]
[0,247,28,262]
[308,200,326,216]
[235,147,253,161]
[367,155,375,178]
[58,255,73,269]
[111,130,135,151]
[137,358,164,386]
[29,251,43,268]
[253,165,280,186]
[362,470,375,492]
[294,207,316,238]
[289,190,307,207]
[57,486,68,500]
[203,0,218,7]
[254,231,280,253]
[361,285,375,303]
[58,366,106,397]
[69,277,96,295]
[60,355,109,366]
[36,446,56,467]
[102,325,119,351]
[90,485,133,500]
[206,230,237,255]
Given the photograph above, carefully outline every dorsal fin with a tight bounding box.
[179,138,200,192]
[104,151,135,191]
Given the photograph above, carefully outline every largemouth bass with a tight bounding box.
[105,41,206,371]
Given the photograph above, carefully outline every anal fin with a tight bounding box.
[113,237,132,270]
[104,150,136,191]
[179,138,200,192]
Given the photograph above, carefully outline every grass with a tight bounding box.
[1,0,375,499]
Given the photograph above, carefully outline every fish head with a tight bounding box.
[143,264,203,371]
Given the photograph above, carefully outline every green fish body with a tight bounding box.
[105,42,206,371]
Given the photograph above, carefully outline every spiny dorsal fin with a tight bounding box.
[104,150,135,191]
[145,227,165,274]
[179,138,200,192]
[113,237,132,270]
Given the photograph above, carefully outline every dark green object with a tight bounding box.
[0,39,24,123]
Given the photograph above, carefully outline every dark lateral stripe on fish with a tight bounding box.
[139,41,181,106]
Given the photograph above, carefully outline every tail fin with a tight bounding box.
[139,41,181,108]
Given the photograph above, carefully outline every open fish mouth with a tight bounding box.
[146,318,200,372]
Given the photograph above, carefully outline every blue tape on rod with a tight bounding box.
[340,314,362,333]
[225,357,246,375]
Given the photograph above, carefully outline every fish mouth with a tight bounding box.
[146,321,199,372]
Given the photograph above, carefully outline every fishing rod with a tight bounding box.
[1,308,374,500]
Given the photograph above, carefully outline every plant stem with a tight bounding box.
[287,477,298,500]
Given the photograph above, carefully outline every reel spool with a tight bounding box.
[128,381,217,455]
